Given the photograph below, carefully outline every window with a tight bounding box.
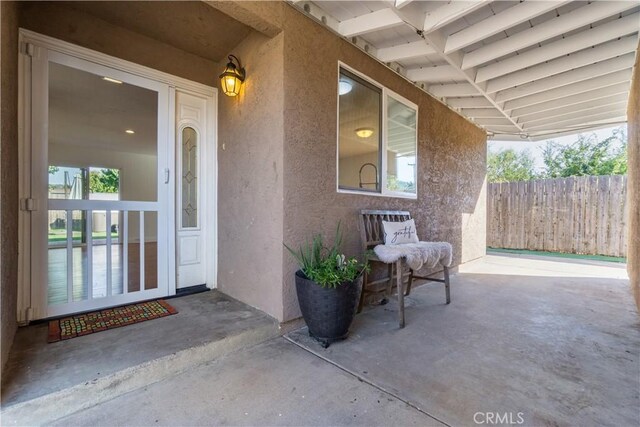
[337,66,417,198]
[181,126,198,228]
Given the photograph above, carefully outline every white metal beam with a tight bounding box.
[406,65,460,82]
[474,117,515,126]
[446,97,494,108]
[475,13,640,83]
[495,55,636,103]
[485,36,638,93]
[460,108,505,118]
[445,1,568,53]
[520,102,628,128]
[526,121,628,141]
[462,2,636,69]
[428,83,478,97]
[339,8,404,37]
[515,93,630,122]
[423,1,490,33]
[503,69,632,111]
[376,41,436,62]
[484,124,523,132]
[524,111,628,132]
[394,0,414,10]
[509,82,631,117]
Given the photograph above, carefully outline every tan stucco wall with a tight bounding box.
[216,30,286,320]
[627,45,640,310]
[3,1,487,327]
[1,0,19,370]
[280,6,487,321]
[18,2,219,87]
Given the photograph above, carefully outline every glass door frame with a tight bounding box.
[27,43,174,319]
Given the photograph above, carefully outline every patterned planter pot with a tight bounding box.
[295,270,363,348]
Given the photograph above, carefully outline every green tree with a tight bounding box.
[48,165,59,175]
[89,169,119,193]
[541,128,627,178]
[487,148,537,183]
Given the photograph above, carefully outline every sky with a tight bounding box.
[488,125,627,172]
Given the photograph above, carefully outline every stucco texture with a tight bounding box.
[1,0,19,371]
[18,2,228,87]
[3,1,487,328]
[216,30,286,320]
[280,6,487,321]
[627,45,639,310]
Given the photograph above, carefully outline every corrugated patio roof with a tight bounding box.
[290,0,640,141]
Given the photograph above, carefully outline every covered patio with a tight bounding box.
[3,255,638,426]
[1,1,638,425]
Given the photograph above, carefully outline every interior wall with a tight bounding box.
[216,30,286,320]
[1,0,19,371]
[281,5,487,321]
[627,45,639,310]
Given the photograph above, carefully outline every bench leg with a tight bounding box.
[396,260,405,328]
[385,263,393,299]
[406,269,414,296]
[357,268,368,313]
[444,266,451,304]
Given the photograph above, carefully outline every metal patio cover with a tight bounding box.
[291,0,640,141]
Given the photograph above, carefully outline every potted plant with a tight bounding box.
[285,224,368,348]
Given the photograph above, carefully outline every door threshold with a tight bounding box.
[173,284,209,298]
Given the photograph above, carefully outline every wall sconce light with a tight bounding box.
[355,127,374,138]
[219,55,245,97]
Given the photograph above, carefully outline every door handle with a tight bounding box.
[164,168,170,184]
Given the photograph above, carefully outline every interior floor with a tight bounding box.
[47,243,158,305]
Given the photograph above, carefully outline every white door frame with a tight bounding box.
[17,29,218,323]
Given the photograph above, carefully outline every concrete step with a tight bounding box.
[1,291,280,426]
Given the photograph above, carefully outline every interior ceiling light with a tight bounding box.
[125,129,135,134]
[355,127,374,138]
[339,80,352,95]
[103,77,123,84]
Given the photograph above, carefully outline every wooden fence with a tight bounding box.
[487,175,628,257]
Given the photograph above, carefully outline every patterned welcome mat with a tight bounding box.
[48,300,178,343]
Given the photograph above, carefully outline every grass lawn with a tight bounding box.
[487,247,627,263]
[48,229,118,243]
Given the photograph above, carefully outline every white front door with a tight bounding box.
[175,91,211,289]
[28,47,174,319]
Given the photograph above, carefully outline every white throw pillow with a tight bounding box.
[382,219,419,245]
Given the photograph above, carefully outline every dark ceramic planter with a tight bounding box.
[295,270,363,348]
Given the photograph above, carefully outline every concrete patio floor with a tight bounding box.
[288,254,639,426]
[3,255,638,426]
[1,291,280,424]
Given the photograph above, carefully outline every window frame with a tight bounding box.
[336,62,418,200]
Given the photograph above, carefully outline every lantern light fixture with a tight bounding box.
[219,55,245,97]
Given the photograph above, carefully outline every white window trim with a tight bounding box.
[336,61,418,200]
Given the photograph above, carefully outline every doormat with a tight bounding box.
[48,300,178,343]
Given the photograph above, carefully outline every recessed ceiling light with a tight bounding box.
[339,80,352,95]
[125,129,135,134]
[355,127,374,138]
[103,77,123,84]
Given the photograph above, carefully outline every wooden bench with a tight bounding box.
[358,209,451,327]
